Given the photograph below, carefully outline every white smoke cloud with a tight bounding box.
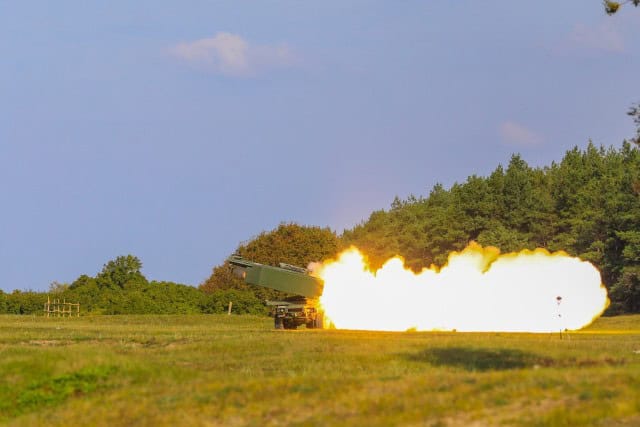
[169,32,294,76]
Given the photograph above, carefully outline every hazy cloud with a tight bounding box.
[499,121,544,147]
[567,21,624,53]
[169,32,294,76]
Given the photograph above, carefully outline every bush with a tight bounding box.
[200,289,268,315]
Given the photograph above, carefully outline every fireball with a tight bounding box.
[317,243,609,332]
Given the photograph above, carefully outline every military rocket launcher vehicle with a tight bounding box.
[227,255,325,329]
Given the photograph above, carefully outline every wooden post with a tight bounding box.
[227,301,233,315]
[44,296,80,318]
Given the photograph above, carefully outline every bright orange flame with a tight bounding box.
[317,243,609,332]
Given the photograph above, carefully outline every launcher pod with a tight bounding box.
[227,255,325,329]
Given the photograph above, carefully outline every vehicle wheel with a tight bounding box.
[306,321,315,329]
[274,317,284,329]
[284,320,297,330]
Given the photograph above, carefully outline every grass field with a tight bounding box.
[1,314,639,426]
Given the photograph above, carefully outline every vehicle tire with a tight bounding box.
[284,320,297,330]
[274,317,284,329]
[306,321,315,329]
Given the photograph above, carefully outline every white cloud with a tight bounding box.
[499,121,544,147]
[567,21,624,53]
[169,32,294,76]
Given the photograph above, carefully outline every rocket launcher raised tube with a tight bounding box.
[227,255,324,299]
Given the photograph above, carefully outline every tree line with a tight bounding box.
[0,224,340,316]
[201,143,639,315]
[2,142,638,316]
[341,142,639,314]
[0,255,267,316]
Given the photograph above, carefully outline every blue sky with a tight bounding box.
[1,2,639,291]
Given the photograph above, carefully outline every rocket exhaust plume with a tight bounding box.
[316,243,609,332]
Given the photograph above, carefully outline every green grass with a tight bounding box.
[1,314,639,426]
